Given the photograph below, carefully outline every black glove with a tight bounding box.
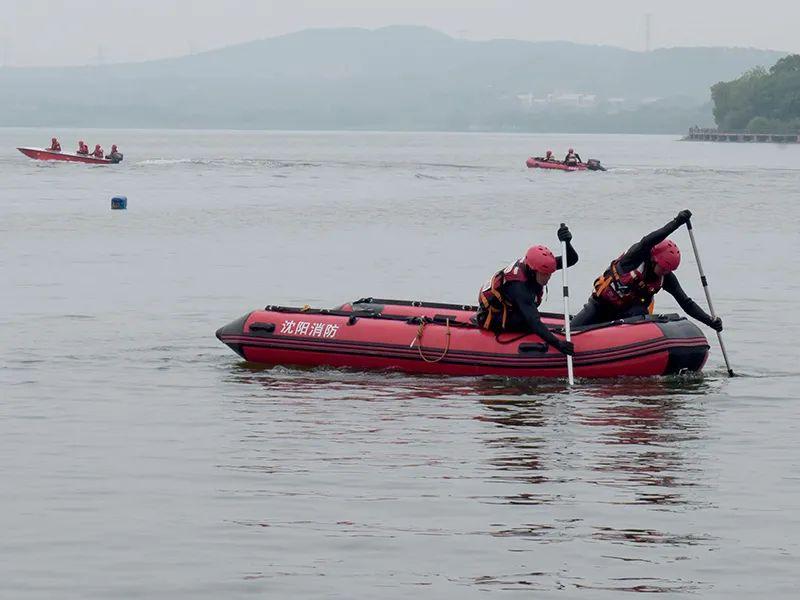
[708,317,723,332]
[675,209,693,225]
[555,340,575,356]
[557,223,572,243]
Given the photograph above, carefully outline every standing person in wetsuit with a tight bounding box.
[476,224,577,356]
[571,210,723,332]
[564,148,581,165]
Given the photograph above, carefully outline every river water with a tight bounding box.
[2,128,799,598]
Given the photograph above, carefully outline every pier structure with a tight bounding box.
[684,127,800,143]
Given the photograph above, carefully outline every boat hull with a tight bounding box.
[217,298,709,379]
[17,147,113,165]
[526,157,586,171]
[526,158,605,171]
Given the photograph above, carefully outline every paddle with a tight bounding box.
[560,224,575,385]
[685,219,735,377]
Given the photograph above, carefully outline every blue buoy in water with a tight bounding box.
[111,196,127,210]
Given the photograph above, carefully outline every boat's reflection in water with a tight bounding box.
[473,376,715,593]
[477,377,712,503]
[223,364,716,593]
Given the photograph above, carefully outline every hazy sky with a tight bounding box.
[1,0,797,67]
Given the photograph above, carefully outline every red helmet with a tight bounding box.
[651,240,681,273]
[524,245,557,274]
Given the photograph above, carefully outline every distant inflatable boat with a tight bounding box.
[17,147,120,165]
[216,297,709,379]
[526,157,605,171]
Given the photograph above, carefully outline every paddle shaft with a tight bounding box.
[686,220,735,377]
[561,235,575,385]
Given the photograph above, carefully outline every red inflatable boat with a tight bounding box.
[526,157,605,171]
[216,298,709,379]
[17,147,115,165]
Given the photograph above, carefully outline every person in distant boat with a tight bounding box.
[76,141,89,155]
[544,150,558,162]
[564,148,582,165]
[105,144,123,163]
[475,224,577,356]
[48,137,62,152]
[91,144,104,159]
[570,210,723,332]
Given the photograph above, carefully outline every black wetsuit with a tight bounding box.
[487,242,578,346]
[571,218,715,327]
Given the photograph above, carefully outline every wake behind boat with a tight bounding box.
[17,147,116,165]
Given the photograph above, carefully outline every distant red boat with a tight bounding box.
[526,157,606,171]
[17,147,116,165]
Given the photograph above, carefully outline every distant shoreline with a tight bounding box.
[0,126,690,136]
[683,127,800,143]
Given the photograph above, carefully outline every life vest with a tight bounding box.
[592,255,662,311]
[477,260,543,330]
[50,142,61,151]
[92,148,104,158]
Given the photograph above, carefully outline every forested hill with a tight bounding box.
[0,26,785,132]
[712,54,800,133]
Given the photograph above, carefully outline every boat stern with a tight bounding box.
[656,317,710,374]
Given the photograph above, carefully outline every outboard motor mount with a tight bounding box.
[587,158,606,171]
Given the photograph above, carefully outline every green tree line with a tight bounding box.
[711,54,800,133]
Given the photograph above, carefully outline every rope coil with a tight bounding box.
[410,319,452,363]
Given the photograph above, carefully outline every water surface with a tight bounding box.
[2,129,799,598]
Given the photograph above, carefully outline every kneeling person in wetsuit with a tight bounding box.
[571,210,723,331]
[564,148,581,165]
[476,224,577,356]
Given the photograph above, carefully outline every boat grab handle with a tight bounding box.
[518,342,549,354]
